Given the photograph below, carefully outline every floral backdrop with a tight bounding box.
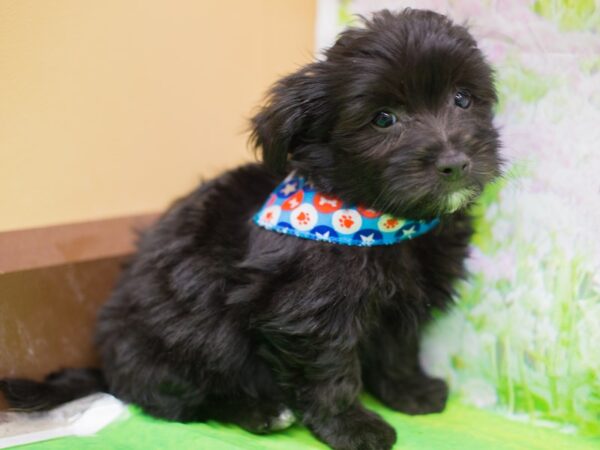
[318,0,600,437]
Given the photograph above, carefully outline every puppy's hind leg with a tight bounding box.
[194,357,295,434]
[199,396,295,434]
[361,321,448,415]
[125,369,294,433]
[257,328,397,450]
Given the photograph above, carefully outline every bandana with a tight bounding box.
[253,173,439,246]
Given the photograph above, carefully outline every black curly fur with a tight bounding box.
[1,9,501,450]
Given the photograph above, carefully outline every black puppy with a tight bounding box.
[1,9,501,450]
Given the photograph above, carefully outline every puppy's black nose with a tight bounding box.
[436,153,471,181]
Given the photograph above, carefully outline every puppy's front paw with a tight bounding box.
[375,374,449,415]
[310,404,396,450]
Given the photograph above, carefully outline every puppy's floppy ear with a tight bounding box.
[250,62,329,175]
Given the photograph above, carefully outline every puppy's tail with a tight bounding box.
[0,368,107,411]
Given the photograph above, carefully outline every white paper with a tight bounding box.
[0,393,128,449]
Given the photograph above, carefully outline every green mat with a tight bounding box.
[14,396,599,450]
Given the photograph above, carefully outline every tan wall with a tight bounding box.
[0,0,316,232]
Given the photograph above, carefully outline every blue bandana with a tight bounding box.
[253,173,439,246]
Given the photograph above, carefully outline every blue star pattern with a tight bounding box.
[253,174,440,247]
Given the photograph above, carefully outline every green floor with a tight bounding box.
[16,396,600,450]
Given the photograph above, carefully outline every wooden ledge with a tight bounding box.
[0,213,159,407]
[0,214,159,274]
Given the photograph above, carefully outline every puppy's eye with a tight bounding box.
[454,90,472,109]
[372,111,397,128]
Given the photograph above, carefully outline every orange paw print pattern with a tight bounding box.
[383,218,398,229]
[297,211,310,225]
[339,214,355,229]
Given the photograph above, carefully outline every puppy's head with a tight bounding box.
[251,9,501,219]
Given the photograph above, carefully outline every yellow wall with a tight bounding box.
[0,0,316,232]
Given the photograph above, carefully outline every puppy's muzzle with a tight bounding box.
[436,151,471,182]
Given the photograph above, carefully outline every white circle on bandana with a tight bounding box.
[377,214,406,233]
[291,203,318,231]
[332,209,362,234]
[258,205,281,227]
